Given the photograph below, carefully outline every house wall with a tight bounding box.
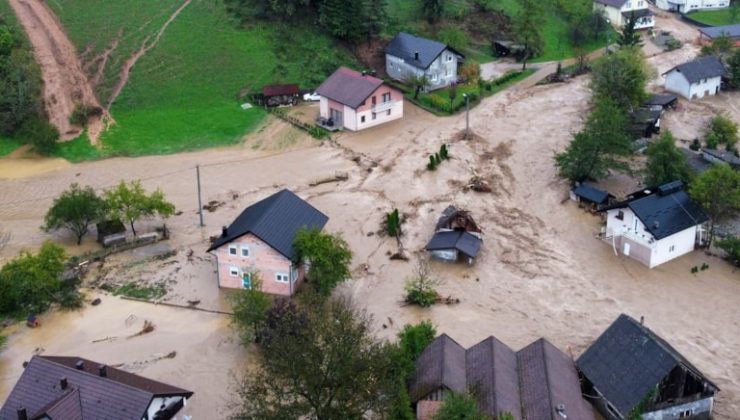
[649,226,699,268]
[213,233,302,296]
[319,97,347,129]
[656,0,729,11]
[664,71,693,99]
[642,397,714,420]
[146,396,185,419]
[352,85,404,130]
[385,49,459,91]
[594,0,650,27]
[429,249,458,262]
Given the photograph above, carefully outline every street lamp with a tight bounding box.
[463,93,470,138]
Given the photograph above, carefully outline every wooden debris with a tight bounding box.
[127,320,155,339]
[309,171,349,187]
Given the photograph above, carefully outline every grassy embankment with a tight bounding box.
[688,8,740,26]
[44,0,355,161]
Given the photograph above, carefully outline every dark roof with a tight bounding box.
[425,231,482,258]
[315,67,384,109]
[645,94,678,107]
[384,32,460,70]
[207,189,328,258]
[681,148,712,174]
[703,148,740,167]
[577,314,718,417]
[699,24,740,40]
[262,84,299,97]
[572,184,612,204]
[410,335,594,420]
[622,8,655,18]
[409,334,467,401]
[663,56,727,84]
[0,355,193,420]
[594,0,628,7]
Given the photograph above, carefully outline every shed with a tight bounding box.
[629,108,662,138]
[644,94,678,111]
[262,84,300,107]
[571,184,614,207]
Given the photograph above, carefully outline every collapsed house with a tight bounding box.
[425,206,482,265]
[578,314,719,420]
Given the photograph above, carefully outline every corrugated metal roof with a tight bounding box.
[699,24,740,40]
[384,32,452,70]
[664,56,727,84]
[315,67,384,109]
[207,189,328,259]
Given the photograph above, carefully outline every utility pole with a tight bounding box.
[463,93,470,138]
[196,165,204,227]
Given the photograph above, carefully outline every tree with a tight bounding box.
[224,0,314,21]
[231,275,272,345]
[408,73,430,99]
[43,183,107,245]
[591,48,650,111]
[433,392,486,420]
[398,320,436,362]
[727,47,740,90]
[232,298,397,419]
[705,114,738,151]
[700,33,733,58]
[512,0,545,71]
[404,256,441,307]
[422,0,444,23]
[555,98,631,182]
[645,131,692,187]
[717,235,740,267]
[617,12,642,47]
[318,0,371,44]
[689,164,740,246]
[293,228,352,296]
[104,180,175,236]
[0,242,65,316]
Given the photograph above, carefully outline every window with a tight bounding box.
[616,211,624,221]
[669,245,676,252]
[240,246,249,257]
[242,272,251,289]
[447,54,452,62]
[228,245,237,256]
[679,409,693,418]
[276,273,289,283]
[361,115,366,123]
[229,266,239,277]
[372,96,376,105]
[372,112,377,120]
[382,92,391,103]
[387,109,391,116]
[430,73,437,81]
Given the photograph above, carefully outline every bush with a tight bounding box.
[404,257,441,307]
[437,26,470,52]
[231,276,272,344]
[21,117,58,155]
[690,138,701,151]
[386,209,402,237]
[717,235,740,267]
[68,103,102,127]
[427,155,438,171]
[706,114,738,150]
[0,242,66,316]
[398,320,436,362]
[428,94,450,113]
[440,144,449,160]
[665,38,683,51]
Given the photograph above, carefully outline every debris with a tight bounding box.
[187,300,200,307]
[91,298,102,306]
[186,248,194,262]
[309,171,349,187]
[390,252,409,261]
[202,200,225,212]
[174,210,183,216]
[438,296,460,305]
[92,336,118,343]
[127,320,155,339]
[124,314,138,327]
[26,315,40,328]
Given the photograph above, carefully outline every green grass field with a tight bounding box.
[688,8,740,26]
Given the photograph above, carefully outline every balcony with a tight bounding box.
[371,101,394,113]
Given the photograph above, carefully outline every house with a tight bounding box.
[262,84,299,107]
[698,24,740,47]
[601,181,708,268]
[409,334,595,420]
[593,0,655,29]
[206,189,328,295]
[656,0,730,13]
[570,184,615,210]
[702,148,740,169]
[315,67,403,131]
[425,206,482,265]
[385,32,463,91]
[578,314,719,420]
[663,56,727,100]
[0,355,193,420]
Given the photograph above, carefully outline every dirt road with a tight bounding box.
[7,0,104,141]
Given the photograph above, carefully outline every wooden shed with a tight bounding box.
[262,84,300,107]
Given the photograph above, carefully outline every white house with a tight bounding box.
[385,32,463,91]
[602,181,708,268]
[656,0,729,13]
[663,56,727,100]
[593,0,655,29]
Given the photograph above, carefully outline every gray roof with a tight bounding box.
[410,335,594,420]
[207,189,328,259]
[425,231,482,258]
[594,0,628,8]
[622,8,655,18]
[572,184,612,204]
[645,94,678,107]
[703,148,740,167]
[699,24,740,40]
[385,32,459,70]
[0,355,193,420]
[577,314,718,417]
[315,67,385,109]
[681,148,712,174]
[663,56,727,84]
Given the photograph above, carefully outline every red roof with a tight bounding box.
[315,67,386,109]
[262,84,299,97]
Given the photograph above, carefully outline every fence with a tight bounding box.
[266,107,331,139]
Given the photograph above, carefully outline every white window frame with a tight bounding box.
[669,245,676,252]
[229,266,239,277]
[240,245,250,257]
[372,112,377,120]
[382,92,391,103]
[275,272,289,283]
[228,245,238,256]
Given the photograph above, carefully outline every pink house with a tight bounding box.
[207,189,328,296]
[316,67,403,131]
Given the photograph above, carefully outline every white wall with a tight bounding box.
[595,0,650,27]
[343,105,357,131]
[657,0,730,11]
[650,226,699,268]
[319,97,329,119]
[664,71,692,99]
[146,396,185,419]
[354,101,403,130]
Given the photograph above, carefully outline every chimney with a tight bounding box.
[98,364,107,377]
[414,51,419,61]
[60,377,68,390]
[221,226,228,237]
[555,404,568,419]
[75,361,84,370]
[16,408,28,420]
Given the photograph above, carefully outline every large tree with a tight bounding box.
[43,183,107,245]
[104,180,175,236]
[689,164,740,246]
[555,98,631,182]
[705,114,738,150]
[422,0,444,23]
[727,47,740,90]
[293,228,352,296]
[617,12,642,47]
[0,242,65,316]
[591,48,650,111]
[433,392,487,420]
[512,0,545,70]
[232,298,396,419]
[644,131,692,187]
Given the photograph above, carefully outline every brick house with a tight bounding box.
[207,189,328,295]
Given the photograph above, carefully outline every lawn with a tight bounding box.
[48,0,356,159]
[0,136,24,158]
[688,8,740,26]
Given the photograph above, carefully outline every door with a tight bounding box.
[330,108,343,128]
[242,273,251,289]
[623,242,631,256]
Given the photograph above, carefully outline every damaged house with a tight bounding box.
[578,314,719,420]
[425,206,482,265]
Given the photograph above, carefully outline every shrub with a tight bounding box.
[706,132,720,149]
[0,242,66,316]
[690,138,701,151]
[437,26,470,52]
[459,60,481,83]
[231,276,272,344]
[665,38,683,51]
[427,155,438,171]
[691,266,698,274]
[428,94,450,112]
[293,228,352,296]
[21,117,58,155]
[717,235,740,267]
[404,257,441,307]
[69,104,102,127]
[440,144,449,160]
[386,209,402,237]
[706,114,738,150]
